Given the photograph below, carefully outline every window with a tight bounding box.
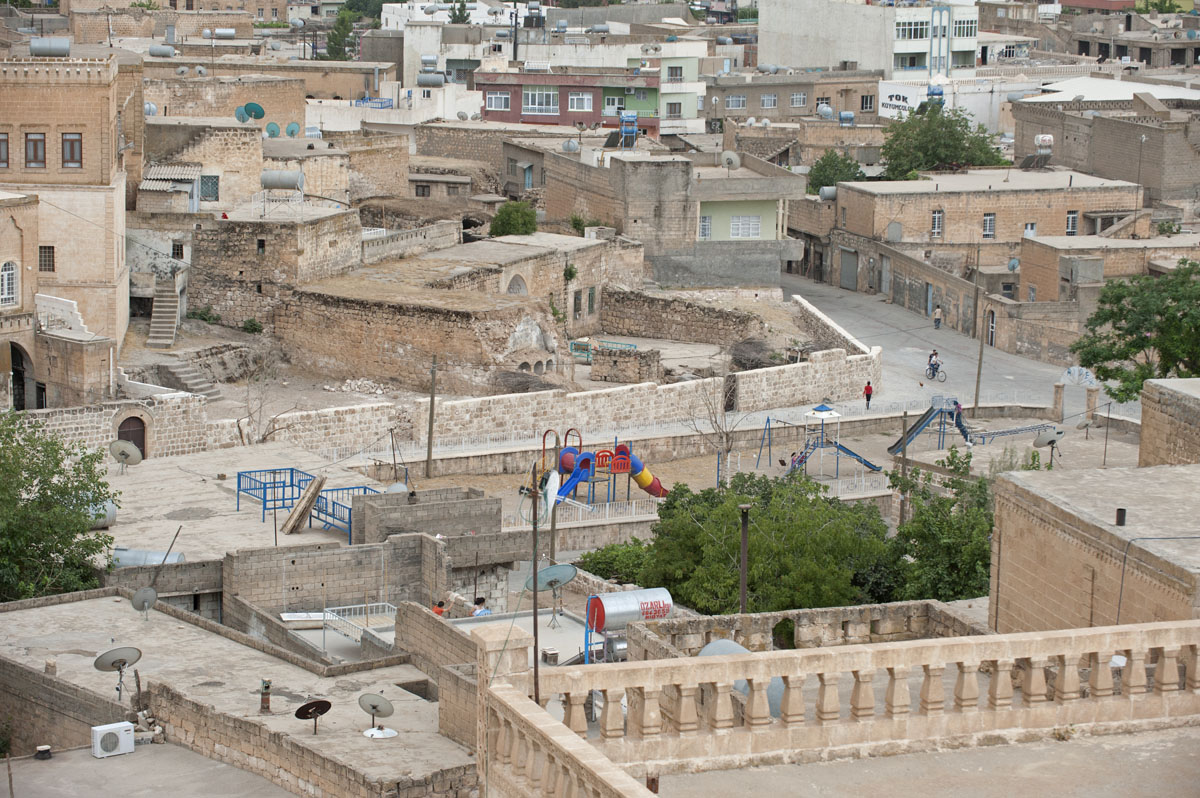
[860,95,875,112]
[791,92,807,108]
[507,157,517,176]
[257,7,262,16]
[605,95,624,111]
[1066,210,1078,236]
[172,241,184,259]
[760,93,777,109]
[1024,221,1037,238]
[199,175,219,201]
[38,246,54,273]
[952,18,978,38]
[697,95,705,111]
[421,89,432,99]
[931,209,944,237]
[415,184,431,197]
[446,184,461,196]
[816,96,831,108]
[573,289,582,317]
[699,215,712,240]
[256,238,266,255]
[0,134,6,167]
[25,133,45,168]
[982,212,996,239]
[725,94,746,110]
[634,89,648,101]
[895,54,922,70]
[730,215,761,239]
[587,286,595,314]
[666,102,682,119]
[522,86,559,115]
[0,262,15,306]
[568,91,592,112]
[62,133,82,168]
[667,65,683,83]
[486,91,511,111]
[271,6,277,16]
[841,207,846,227]
[1001,282,1016,299]
[1028,285,1037,302]
[895,20,930,40]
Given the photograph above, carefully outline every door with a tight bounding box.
[523,166,533,190]
[925,283,933,316]
[117,416,147,458]
[838,248,858,290]
[986,310,996,347]
[880,254,892,295]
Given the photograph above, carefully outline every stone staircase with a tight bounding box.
[147,283,180,349]
[164,362,221,400]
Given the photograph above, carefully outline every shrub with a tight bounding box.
[186,305,221,324]
[242,318,264,334]
[489,201,537,236]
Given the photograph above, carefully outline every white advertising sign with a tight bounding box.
[879,82,928,119]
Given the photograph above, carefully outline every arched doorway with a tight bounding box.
[117,416,147,458]
[9,342,32,411]
[986,310,996,347]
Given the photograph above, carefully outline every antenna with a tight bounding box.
[94,647,142,702]
[1007,257,1020,272]
[357,693,398,738]
[109,440,142,475]
[524,562,577,630]
[235,106,250,123]
[1033,428,1065,466]
[294,699,332,735]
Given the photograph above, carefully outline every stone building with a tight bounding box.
[0,191,41,410]
[1018,231,1198,303]
[703,68,886,130]
[142,74,307,129]
[140,51,398,100]
[0,53,139,349]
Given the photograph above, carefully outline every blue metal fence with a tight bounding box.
[236,468,316,521]
[310,486,380,543]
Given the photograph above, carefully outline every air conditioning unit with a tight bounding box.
[625,87,636,95]
[91,722,135,759]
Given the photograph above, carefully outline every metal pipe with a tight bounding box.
[738,504,750,614]
[531,460,540,706]
[425,356,437,479]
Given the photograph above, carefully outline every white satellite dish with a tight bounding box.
[1032,428,1065,448]
[109,440,143,474]
[720,150,741,172]
[358,693,398,738]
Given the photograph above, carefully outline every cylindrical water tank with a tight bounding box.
[148,44,177,57]
[90,500,118,530]
[30,37,70,57]
[417,72,446,86]
[586,588,673,633]
[1006,91,1029,103]
[214,27,236,39]
[260,170,305,190]
[112,547,186,567]
[818,185,837,201]
[202,28,212,38]
[589,23,610,33]
[817,103,834,119]
[698,639,784,718]
[420,53,438,65]
[927,85,945,97]
[716,36,732,44]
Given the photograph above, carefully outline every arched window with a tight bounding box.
[506,275,528,295]
[0,261,15,306]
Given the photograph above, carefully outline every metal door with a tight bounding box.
[838,248,858,290]
[926,283,933,316]
[880,255,891,295]
[118,416,146,458]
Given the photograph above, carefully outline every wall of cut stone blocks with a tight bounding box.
[394,600,478,674]
[591,348,663,384]
[324,131,412,202]
[143,76,305,129]
[1139,379,1200,467]
[353,490,501,545]
[599,289,767,345]
[438,663,477,748]
[263,152,350,205]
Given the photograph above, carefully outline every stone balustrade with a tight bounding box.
[485,683,653,798]
[505,621,1200,778]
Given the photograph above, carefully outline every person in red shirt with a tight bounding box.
[863,381,873,410]
[431,601,445,616]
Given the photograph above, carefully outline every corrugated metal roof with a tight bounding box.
[144,163,201,181]
[138,179,186,192]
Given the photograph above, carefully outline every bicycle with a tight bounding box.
[925,364,947,383]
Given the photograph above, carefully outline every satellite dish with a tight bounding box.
[295,699,332,735]
[745,116,756,125]
[290,17,305,27]
[285,122,301,138]
[175,65,188,75]
[132,586,158,615]
[1007,257,1020,272]
[590,122,601,130]
[457,111,469,121]
[235,106,250,123]
[265,122,281,138]
[471,113,482,120]
[425,4,438,13]
[1032,428,1065,448]
[562,139,580,153]
[720,150,741,171]
[109,440,143,473]
[524,563,578,592]
[94,646,142,701]
[358,693,398,738]
[144,102,158,116]
[245,102,265,119]
[195,65,208,76]
[270,40,283,51]
[1076,420,1093,430]
[575,121,587,131]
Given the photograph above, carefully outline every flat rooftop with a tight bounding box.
[452,608,590,667]
[262,138,348,158]
[1027,76,1200,103]
[1026,233,1200,250]
[840,169,1137,194]
[1149,377,1200,402]
[1001,464,1200,576]
[0,596,472,784]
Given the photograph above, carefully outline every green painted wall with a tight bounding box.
[699,199,780,242]
[601,86,659,118]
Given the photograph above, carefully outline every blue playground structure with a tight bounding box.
[888,396,1058,453]
[783,405,881,477]
[236,468,379,542]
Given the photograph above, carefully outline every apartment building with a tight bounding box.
[704,69,886,128]
[760,0,980,80]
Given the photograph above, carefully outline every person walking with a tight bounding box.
[933,305,943,330]
[863,381,873,410]
[953,400,972,447]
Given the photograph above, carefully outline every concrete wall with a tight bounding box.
[353,488,501,545]
[1139,379,1200,468]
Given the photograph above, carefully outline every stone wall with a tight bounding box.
[324,130,412,201]
[437,663,477,748]
[222,593,334,664]
[168,126,263,211]
[591,348,663,384]
[263,151,350,205]
[352,488,501,545]
[21,392,211,458]
[790,292,871,355]
[980,294,1084,367]
[361,221,462,264]
[413,124,563,168]
[1139,379,1200,467]
[598,289,768,345]
[101,559,223,621]
[143,75,306,129]
[394,600,478,674]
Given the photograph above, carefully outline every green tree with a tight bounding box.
[577,537,649,584]
[448,0,470,24]
[1134,0,1180,12]
[633,473,900,615]
[807,149,866,193]
[888,448,992,602]
[1069,260,1200,402]
[343,0,383,19]
[880,104,1005,180]
[489,201,537,236]
[0,413,119,602]
[325,10,356,61]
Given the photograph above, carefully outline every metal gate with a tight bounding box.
[839,248,858,290]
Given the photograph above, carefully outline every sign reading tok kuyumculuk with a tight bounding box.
[878,82,928,120]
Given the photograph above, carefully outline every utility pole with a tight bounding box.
[530,461,541,706]
[738,504,751,614]
[425,356,437,479]
[899,411,908,526]
[971,242,984,418]
[547,431,561,563]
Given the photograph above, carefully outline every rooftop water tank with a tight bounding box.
[838,110,855,126]
[260,170,305,190]
[818,185,837,201]
[90,500,118,530]
[716,36,732,44]
[30,37,70,57]
[214,28,236,39]
[817,103,834,119]
[148,44,177,57]
[421,53,438,65]
[698,638,784,718]
[417,72,445,86]
[586,588,673,633]
[112,547,186,567]
[589,24,610,33]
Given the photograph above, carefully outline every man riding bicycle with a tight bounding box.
[928,350,941,378]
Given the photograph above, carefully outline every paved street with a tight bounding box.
[781,271,1139,422]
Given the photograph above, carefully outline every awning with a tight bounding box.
[143,163,201,181]
[516,161,533,170]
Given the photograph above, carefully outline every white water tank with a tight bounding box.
[260,170,305,190]
[586,588,673,632]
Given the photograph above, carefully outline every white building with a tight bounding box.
[759,0,979,80]
[381,1,534,31]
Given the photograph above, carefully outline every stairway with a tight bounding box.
[147,283,180,349]
[165,362,221,400]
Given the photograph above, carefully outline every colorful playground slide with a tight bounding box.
[616,443,668,498]
[557,444,669,500]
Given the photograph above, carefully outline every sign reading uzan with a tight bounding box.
[878,82,928,120]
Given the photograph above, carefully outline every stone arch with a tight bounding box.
[9,341,33,411]
[533,360,544,375]
[0,260,16,307]
[112,406,155,459]
[518,362,531,372]
[506,275,528,295]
